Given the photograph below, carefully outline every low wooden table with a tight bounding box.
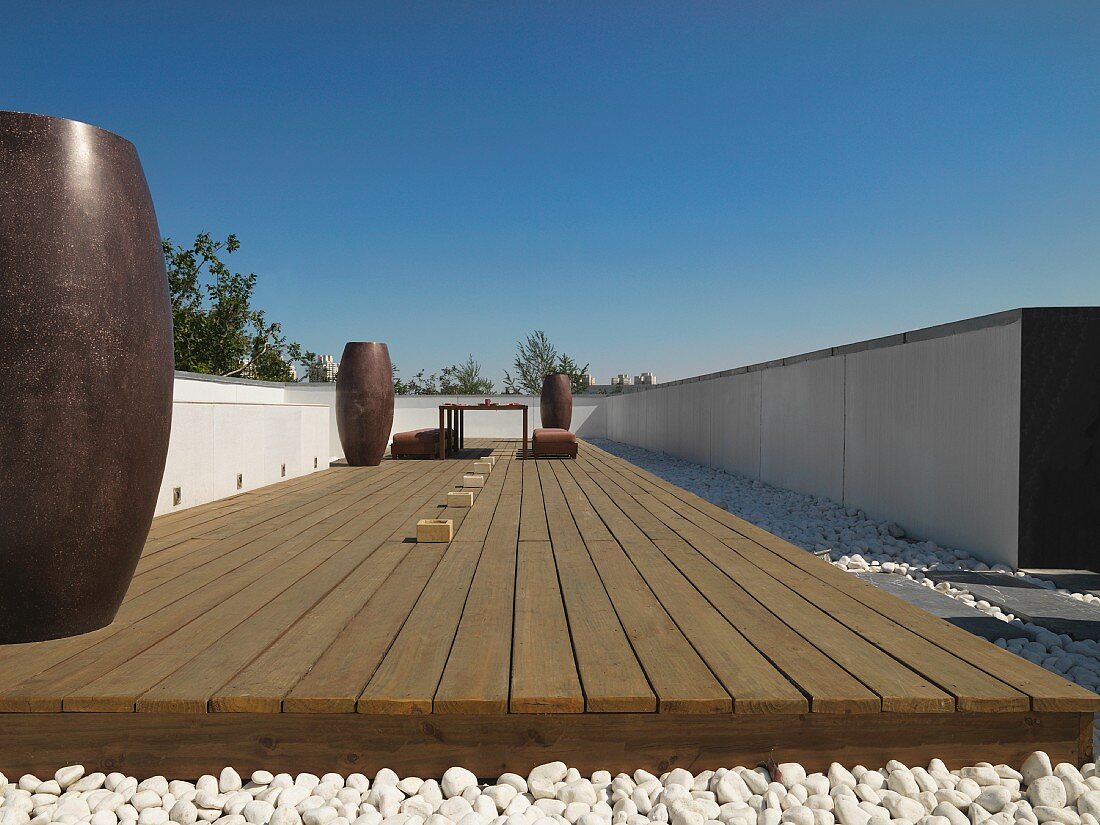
[438,403,528,459]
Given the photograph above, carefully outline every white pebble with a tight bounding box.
[442,769,479,799]
[54,767,85,790]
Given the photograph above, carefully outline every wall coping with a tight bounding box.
[175,370,290,388]
[652,307,1100,389]
[173,400,329,408]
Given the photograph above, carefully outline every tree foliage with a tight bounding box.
[164,232,313,381]
[503,330,589,395]
[392,365,440,395]
[441,355,494,395]
[393,355,494,395]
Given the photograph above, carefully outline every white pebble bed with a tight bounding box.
[589,441,1100,715]
[4,756,1100,825]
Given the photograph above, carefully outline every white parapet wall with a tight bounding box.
[156,373,330,516]
[605,310,1047,569]
[160,373,610,516]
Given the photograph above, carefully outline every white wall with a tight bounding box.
[605,319,1024,567]
[843,322,1021,565]
[760,357,846,502]
[157,374,330,516]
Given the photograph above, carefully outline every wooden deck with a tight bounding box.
[1,439,1097,777]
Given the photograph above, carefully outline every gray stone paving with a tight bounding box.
[851,572,1030,640]
[925,571,1100,640]
[1023,569,1100,596]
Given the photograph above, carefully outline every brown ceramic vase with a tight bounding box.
[336,342,395,466]
[0,111,174,643]
[540,373,573,430]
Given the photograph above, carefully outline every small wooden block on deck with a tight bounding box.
[462,474,485,488]
[473,462,493,475]
[447,491,474,508]
[416,519,453,542]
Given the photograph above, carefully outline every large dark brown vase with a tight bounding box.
[540,373,573,430]
[336,342,395,466]
[0,112,174,643]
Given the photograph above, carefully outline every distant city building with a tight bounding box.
[286,360,299,381]
[309,354,338,383]
[579,371,654,394]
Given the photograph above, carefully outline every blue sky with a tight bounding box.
[3,2,1098,384]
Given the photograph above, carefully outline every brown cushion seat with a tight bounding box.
[533,428,577,444]
[391,427,456,458]
[532,428,577,458]
[392,428,448,446]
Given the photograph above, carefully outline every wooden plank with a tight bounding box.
[652,537,880,713]
[574,453,951,713]
[141,460,478,713]
[450,441,508,542]
[587,539,733,714]
[358,541,484,714]
[0,523,343,710]
[142,466,349,538]
[130,463,419,590]
[0,460,458,710]
[518,458,549,542]
[137,463,414,569]
[195,467,382,539]
[725,535,1030,712]
[586,443,1100,713]
[537,462,655,712]
[193,543,411,713]
[66,536,355,711]
[143,461,402,537]
[511,540,584,713]
[566,463,807,714]
[550,461,615,542]
[553,466,731,713]
[0,711,1086,778]
[576,459,928,717]
[283,542,448,713]
[434,460,521,714]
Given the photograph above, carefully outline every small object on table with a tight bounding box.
[473,461,492,475]
[416,518,453,542]
[462,473,485,488]
[447,491,474,508]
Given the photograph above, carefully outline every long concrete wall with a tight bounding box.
[157,374,331,516]
[606,314,1024,567]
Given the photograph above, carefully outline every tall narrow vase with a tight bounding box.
[336,342,395,466]
[0,111,174,643]
[540,373,573,430]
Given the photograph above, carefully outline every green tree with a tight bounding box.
[555,353,590,395]
[393,365,440,395]
[440,355,494,395]
[503,331,589,395]
[164,232,313,381]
